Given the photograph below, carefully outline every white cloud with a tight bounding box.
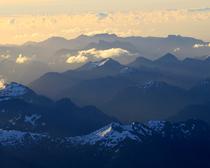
[193,43,210,48]
[16,54,30,64]
[66,55,88,64]
[66,48,133,64]
[173,48,181,52]
[0,79,6,90]
[81,48,131,59]
[0,54,10,59]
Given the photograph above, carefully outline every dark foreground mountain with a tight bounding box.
[101,81,188,122]
[0,120,210,168]
[170,103,210,123]
[0,82,114,136]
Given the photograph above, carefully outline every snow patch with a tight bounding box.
[0,82,29,101]
[146,121,166,132]
[0,129,46,146]
[24,114,41,126]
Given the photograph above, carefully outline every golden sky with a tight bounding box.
[0,0,209,44]
[0,0,210,13]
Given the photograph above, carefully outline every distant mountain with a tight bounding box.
[128,56,153,68]
[1,34,210,83]
[29,54,210,123]
[29,58,128,99]
[0,120,209,168]
[155,53,180,65]
[0,82,114,136]
[0,60,51,84]
[77,58,125,72]
[189,78,210,102]
[170,103,210,124]
[169,79,210,123]
[84,40,138,53]
[129,53,210,88]
[101,81,188,122]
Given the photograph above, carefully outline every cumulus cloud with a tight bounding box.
[66,55,88,64]
[0,79,6,90]
[16,54,30,64]
[93,48,132,59]
[193,43,210,48]
[173,48,181,52]
[66,48,133,64]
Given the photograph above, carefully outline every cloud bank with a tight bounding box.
[66,48,133,64]
[193,43,210,48]
[0,10,210,44]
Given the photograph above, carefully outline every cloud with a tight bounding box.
[188,8,210,12]
[173,48,181,52]
[0,79,6,90]
[193,43,210,48]
[92,48,132,59]
[0,10,210,44]
[96,12,109,20]
[0,54,10,59]
[66,55,88,64]
[16,54,30,64]
[66,48,133,64]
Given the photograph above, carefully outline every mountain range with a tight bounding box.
[1,120,210,168]
[0,56,210,168]
[29,55,210,122]
[0,34,209,84]
[0,82,114,136]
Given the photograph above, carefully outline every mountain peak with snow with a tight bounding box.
[0,120,208,150]
[0,82,32,101]
[141,81,169,89]
[77,58,123,71]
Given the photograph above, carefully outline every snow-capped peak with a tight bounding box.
[0,129,46,146]
[0,120,208,149]
[142,81,167,89]
[70,122,150,148]
[146,121,166,132]
[0,82,30,101]
[78,58,121,71]
[97,58,112,66]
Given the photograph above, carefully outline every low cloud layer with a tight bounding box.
[66,48,133,64]
[193,43,210,48]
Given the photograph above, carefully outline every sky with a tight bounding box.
[0,0,209,44]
